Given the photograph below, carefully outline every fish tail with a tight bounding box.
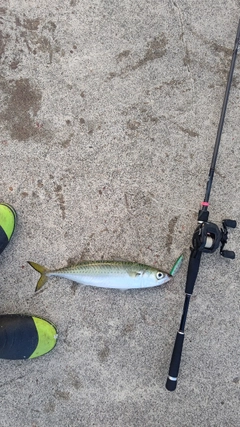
[28,261,50,292]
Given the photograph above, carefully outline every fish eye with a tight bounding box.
[156,271,164,280]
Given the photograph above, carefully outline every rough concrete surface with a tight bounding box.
[0,1,240,426]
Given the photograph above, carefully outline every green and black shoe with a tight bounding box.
[0,203,17,255]
[0,314,58,359]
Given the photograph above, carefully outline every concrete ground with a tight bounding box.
[1,1,240,426]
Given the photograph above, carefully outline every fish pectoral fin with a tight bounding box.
[128,271,142,278]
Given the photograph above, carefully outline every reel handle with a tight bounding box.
[221,250,235,259]
[223,219,237,228]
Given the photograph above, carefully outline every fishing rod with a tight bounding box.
[166,19,240,392]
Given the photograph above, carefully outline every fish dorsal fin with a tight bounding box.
[109,256,137,263]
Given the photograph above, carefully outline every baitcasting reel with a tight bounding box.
[192,219,237,259]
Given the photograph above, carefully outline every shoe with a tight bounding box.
[0,314,58,359]
[0,203,17,255]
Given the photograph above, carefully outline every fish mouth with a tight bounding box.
[158,273,172,285]
[166,273,173,281]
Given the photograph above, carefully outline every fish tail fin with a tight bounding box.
[28,261,50,292]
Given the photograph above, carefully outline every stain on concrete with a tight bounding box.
[0,7,7,15]
[0,77,42,141]
[45,400,56,413]
[214,169,226,179]
[21,191,29,198]
[108,71,117,79]
[54,184,66,219]
[127,120,141,131]
[9,59,20,69]
[35,35,52,54]
[70,282,78,295]
[211,42,232,57]
[155,78,184,91]
[128,190,152,210]
[193,29,232,59]
[67,256,82,267]
[13,16,59,63]
[0,5,7,53]
[37,179,44,188]
[117,49,131,62]
[140,310,156,326]
[183,46,191,67]
[125,191,152,214]
[54,389,70,400]
[15,16,40,31]
[121,102,165,130]
[122,323,135,335]
[134,35,168,67]
[191,29,234,83]
[166,216,179,253]
[108,34,167,79]
[42,20,57,33]
[0,29,7,58]
[178,125,199,137]
[124,193,130,210]
[98,343,110,362]
[61,132,74,148]
[70,375,82,390]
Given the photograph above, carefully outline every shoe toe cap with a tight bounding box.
[29,317,58,359]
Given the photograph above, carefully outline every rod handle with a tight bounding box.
[185,249,202,294]
[166,332,184,391]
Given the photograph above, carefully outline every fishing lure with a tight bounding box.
[28,255,183,292]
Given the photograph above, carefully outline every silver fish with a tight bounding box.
[28,260,173,292]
